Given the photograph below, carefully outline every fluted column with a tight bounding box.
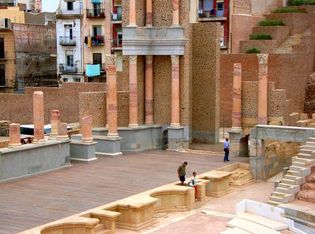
[129,0,136,26]
[9,123,21,147]
[146,0,152,26]
[172,0,179,26]
[171,55,180,127]
[105,55,119,136]
[129,55,138,128]
[81,115,93,143]
[50,110,60,139]
[145,55,154,125]
[232,63,242,130]
[257,54,269,125]
[33,91,44,142]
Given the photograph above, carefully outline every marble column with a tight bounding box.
[171,55,180,127]
[172,0,179,26]
[9,123,21,147]
[129,55,138,128]
[146,0,152,26]
[57,123,68,140]
[33,91,44,142]
[145,55,154,125]
[129,0,136,26]
[105,55,118,136]
[231,63,242,131]
[81,115,93,143]
[50,110,60,139]
[257,54,269,125]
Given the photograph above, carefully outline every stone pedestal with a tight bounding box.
[228,129,243,156]
[203,171,231,197]
[70,140,97,162]
[94,136,122,156]
[57,123,69,141]
[168,126,185,150]
[50,110,60,139]
[9,123,21,147]
[81,115,93,143]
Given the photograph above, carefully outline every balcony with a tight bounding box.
[198,10,227,22]
[112,13,122,23]
[56,8,83,18]
[59,36,76,46]
[86,8,105,18]
[59,64,78,74]
[112,39,122,50]
[91,36,104,46]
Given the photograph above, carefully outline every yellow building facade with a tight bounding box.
[0,7,25,24]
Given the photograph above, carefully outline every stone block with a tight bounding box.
[70,140,97,162]
[94,136,122,157]
[201,171,231,197]
[168,126,185,151]
[289,113,300,126]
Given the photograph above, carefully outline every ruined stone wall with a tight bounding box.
[0,83,106,125]
[192,22,220,143]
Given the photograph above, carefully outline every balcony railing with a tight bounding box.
[91,36,104,46]
[198,9,227,21]
[86,8,105,18]
[59,64,78,74]
[112,39,122,49]
[112,13,122,22]
[56,8,82,16]
[59,36,76,46]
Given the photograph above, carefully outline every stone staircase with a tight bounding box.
[268,136,315,206]
[273,33,303,54]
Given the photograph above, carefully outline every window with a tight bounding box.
[0,38,4,59]
[74,78,81,82]
[0,64,5,86]
[65,51,74,67]
[93,53,102,65]
[67,2,74,11]
[64,24,73,39]
[92,26,102,37]
[217,2,224,11]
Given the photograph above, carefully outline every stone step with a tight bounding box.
[292,161,311,168]
[307,137,315,142]
[305,141,315,146]
[292,156,315,165]
[227,218,281,234]
[275,186,291,194]
[299,145,315,151]
[289,165,310,177]
[267,200,283,206]
[278,183,300,194]
[270,195,289,204]
[286,169,303,177]
[283,174,304,184]
[281,178,297,185]
[237,212,288,231]
[299,149,313,155]
[271,192,295,203]
[220,228,252,234]
[297,152,315,159]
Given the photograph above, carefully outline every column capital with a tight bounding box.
[171,55,179,65]
[233,63,242,76]
[145,55,153,64]
[129,55,137,65]
[257,54,269,65]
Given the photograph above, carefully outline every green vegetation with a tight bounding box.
[287,0,315,5]
[272,6,307,13]
[258,19,285,26]
[250,34,272,40]
[246,47,261,54]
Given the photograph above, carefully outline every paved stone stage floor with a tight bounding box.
[0,150,248,233]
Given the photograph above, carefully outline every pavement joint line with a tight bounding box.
[201,210,235,219]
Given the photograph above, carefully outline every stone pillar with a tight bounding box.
[50,110,60,139]
[145,55,154,125]
[129,0,136,26]
[105,55,119,137]
[146,0,152,26]
[33,91,44,142]
[172,0,179,26]
[129,55,138,128]
[231,63,242,131]
[57,123,68,140]
[257,54,269,125]
[81,115,93,143]
[9,123,21,147]
[171,55,180,127]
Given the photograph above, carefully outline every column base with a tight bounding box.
[94,135,122,156]
[82,137,93,143]
[128,124,139,129]
[70,140,97,162]
[48,134,57,140]
[56,135,69,141]
[167,126,185,151]
[8,143,22,148]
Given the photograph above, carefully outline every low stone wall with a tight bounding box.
[240,39,279,53]
[0,140,71,182]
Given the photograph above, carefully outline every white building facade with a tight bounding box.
[56,0,84,83]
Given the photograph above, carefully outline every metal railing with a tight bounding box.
[91,35,104,46]
[112,12,122,21]
[56,8,82,15]
[86,8,105,18]
[59,36,76,46]
[59,64,78,74]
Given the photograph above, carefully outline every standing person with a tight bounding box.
[188,171,199,200]
[224,138,230,162]
[177,162,188,185]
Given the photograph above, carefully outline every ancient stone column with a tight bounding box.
[129,0,136,26]
[171,55,180,127]
[146,0,152,26]
[257,54,269,125]
[33,91,44,142]
[145,55,154,125]
[172,0,179,26]
[129,55,138,128]
[81,115,93,143]
[57,123,68,140]
[232,63,242,131]
[50,110,60,139]
[9,123,21,147]
[105,55,119,137]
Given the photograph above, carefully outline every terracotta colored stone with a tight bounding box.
[129,0,136,26]
[171,55,180,127]
[33,91,45,142]
[105,55,118,137]
[145,56,154,125]
[129,56,138,128]
[81,116,93,143]
[9,123,21,147]
[172,0,179,26]
[57,123,68,140]
[257,54,268,125]
[50,110,60,138]
[146,0,152,26]
[232,63,242,130]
